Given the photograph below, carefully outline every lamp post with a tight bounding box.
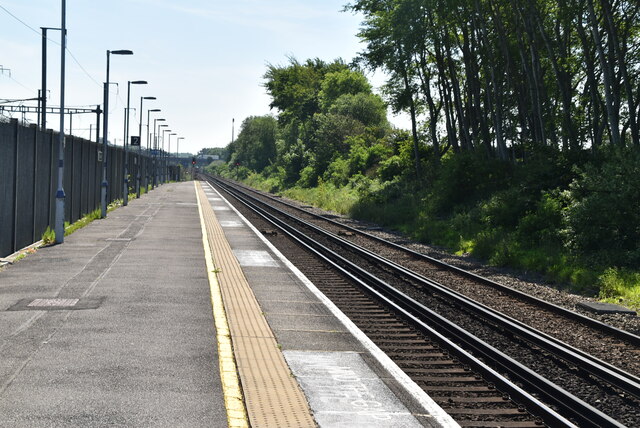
[168,133,176,182]
[54,2,66,243]
[101,48,133,218]
[40,26,61,131]
[123,80,147,206]
[136,96,155,198]
[146,109,161,191]
[159,125,170,184]
[177,137,184,181]
[153,119,166,187]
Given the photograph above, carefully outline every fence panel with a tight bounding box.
[34,130,52,240]
[15,125,36,251]
[0,120,156,258]
[0,120,18,256]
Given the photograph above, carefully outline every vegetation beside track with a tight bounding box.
[210,148,640,310]
[203,0,640,310]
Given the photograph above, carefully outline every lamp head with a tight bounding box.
[110,49,133,55]
[131,80,147,85]
[143,96,156,100]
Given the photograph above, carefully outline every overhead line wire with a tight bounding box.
[0,3,103,90]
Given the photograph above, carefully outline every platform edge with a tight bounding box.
[195,181,249,428]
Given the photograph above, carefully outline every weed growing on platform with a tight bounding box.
[41,227,56,246]
[10,247,36,264]
[64,208,101,236]
[108,199,123,212]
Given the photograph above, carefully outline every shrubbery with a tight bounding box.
[563,148,640,268]
[206,56,640,309]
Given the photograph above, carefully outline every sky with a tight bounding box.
[0,0,397,155]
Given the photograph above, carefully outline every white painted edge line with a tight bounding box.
[203,181,460,428]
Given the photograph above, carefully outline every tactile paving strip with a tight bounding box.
[197,182,316,428]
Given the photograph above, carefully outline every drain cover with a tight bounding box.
[7,297,104,311]
[28,298,79,308]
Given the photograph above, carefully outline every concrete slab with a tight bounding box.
[232,250,279,267]
[219,220,244,228]
[284,351,424,428]
[252,290,320,302]
[577,301,636,315]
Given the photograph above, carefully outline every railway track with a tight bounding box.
[212,176,640,365]
[201,174,640,427]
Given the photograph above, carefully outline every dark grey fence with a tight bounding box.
[1,119,176,258]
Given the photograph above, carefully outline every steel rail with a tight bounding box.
[209,177,626,427]
[211,174,640,347]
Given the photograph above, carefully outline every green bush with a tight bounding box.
[430,152,512,215]
[479,187,531,229]
[516,191,566,247]
[563,148,640,267]
[378,155,405,181]
[297,165,318,188]
[324,157,350,186]
[41,227,55,246]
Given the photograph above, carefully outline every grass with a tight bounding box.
[38,198,124,244]
[598,269,640,311]
[64,208,103,236]
[282,183,360,215]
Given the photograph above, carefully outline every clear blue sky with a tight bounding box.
[0,0,394,154]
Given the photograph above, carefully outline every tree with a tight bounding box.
[319,69,372,110]
[346,0,640,156]
[263,57,391,185]
[227,116,277,172]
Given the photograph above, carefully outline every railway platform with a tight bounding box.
[0,181,457,428]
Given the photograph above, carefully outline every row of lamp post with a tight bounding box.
[99,49,185,217]
[48,2,186,244]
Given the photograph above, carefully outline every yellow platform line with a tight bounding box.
[196,181,315,428]
[195,182,249,428]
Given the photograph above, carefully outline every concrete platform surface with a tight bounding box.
[0,183,226,427]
